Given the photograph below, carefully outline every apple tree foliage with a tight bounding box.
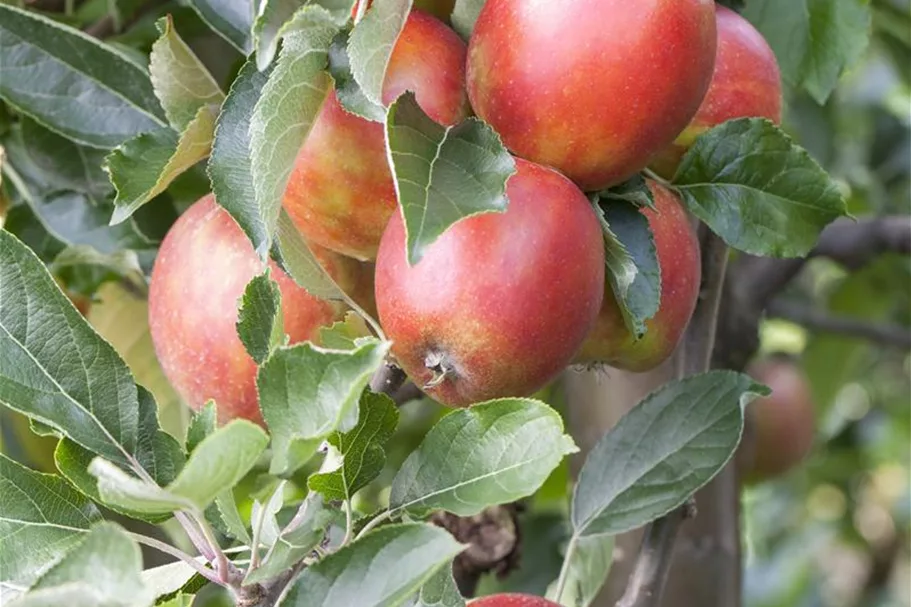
[0,0,905,606]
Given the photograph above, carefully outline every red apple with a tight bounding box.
[576,180,700,371]
[469,595,561,607]
[375,158,605,407]
[149,195,357,424]
[466,0,716,191]
[742,358,816,483]
[650,5,782,177]
[283,10,470,261]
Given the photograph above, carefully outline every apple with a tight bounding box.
[374,158,605,407]
[576,180,700,371]
[469,595,561,607]
[466,0,716,191]
[650,5,782,177]
[149,195,358,424]
[283,9,470,261]
[742,358,816,483]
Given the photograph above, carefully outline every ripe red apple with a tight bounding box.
[650,5,782,177]
[469,595,561,607]
[149,195,357,424]
[283,10,470,261]
[742,358,816,483]
[466,0,716,191]
[375,158,605,407]
[576,180,700,372]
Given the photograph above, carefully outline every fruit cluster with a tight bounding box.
[149,0,782,422]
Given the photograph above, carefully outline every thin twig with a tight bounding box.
[680,230,730,377]
[193,511,234,585]
[128,532,223,586]
[767,300,911,349]
[615,501,696,607]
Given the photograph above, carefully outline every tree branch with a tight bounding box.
[767,300,911,349]
[615,501,696,607]
[812,215,910,270]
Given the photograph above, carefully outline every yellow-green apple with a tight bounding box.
[466,0,716,191]
[650,5,782,177]
[149,195,359,424]
[576,180,700,371]
[283,10,470,261]
[374,158,605,407]
[469,595,562,606]
[742,358,815,483]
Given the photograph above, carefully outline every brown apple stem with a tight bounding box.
[369,362,407,396]
[615,500,696,607]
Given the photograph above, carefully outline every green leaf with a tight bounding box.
[187,0,253,53]
[257,338,390,474]
[140,560,199,601]
[0,230,143,465]
[308,391,399,501]
[0,4,165,148]
[280,523,465,607]
[571,371,768,538]
[451,0,485,40]
[328,28,386,121]
[673,118,847,258]
[249,7,337,253]
[546,534,614,607]
[90,420,268,514]
[253,0,353,70]
[3,117,112,198]
[186,401,217,452]
[319,311,372,350]
[743,0,871,104]
[599,174,655,210]
[390,399,577,517]
[410,566,465,607]
[244,493,337,585]
[107,105,217,224]
[385,92,516,265]
[594,199,660,338]
[167,419,268,508]
[275,210,348,301]
[250,481,286,552]
[208,59,272,257]
[215,489,252,543]
[149,16,224,131]
[8,522,152,607]
[237,270,285,364]
[155,593,195,607]
[0,455,101,594]
[347,0,411,107]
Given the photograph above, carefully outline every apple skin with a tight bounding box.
[375,158,605,407]
[149,195,357,424]
[650,5,782,177]
[283,10,470,261]
[576,180,700,371]
[742,358,815,483]
[466,0,716,191]
[469,595,562,607]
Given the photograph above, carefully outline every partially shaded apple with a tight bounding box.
[149,195,357,424]
[283,10,470,261]
[576,180,701,371]
[375,158,605,407]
